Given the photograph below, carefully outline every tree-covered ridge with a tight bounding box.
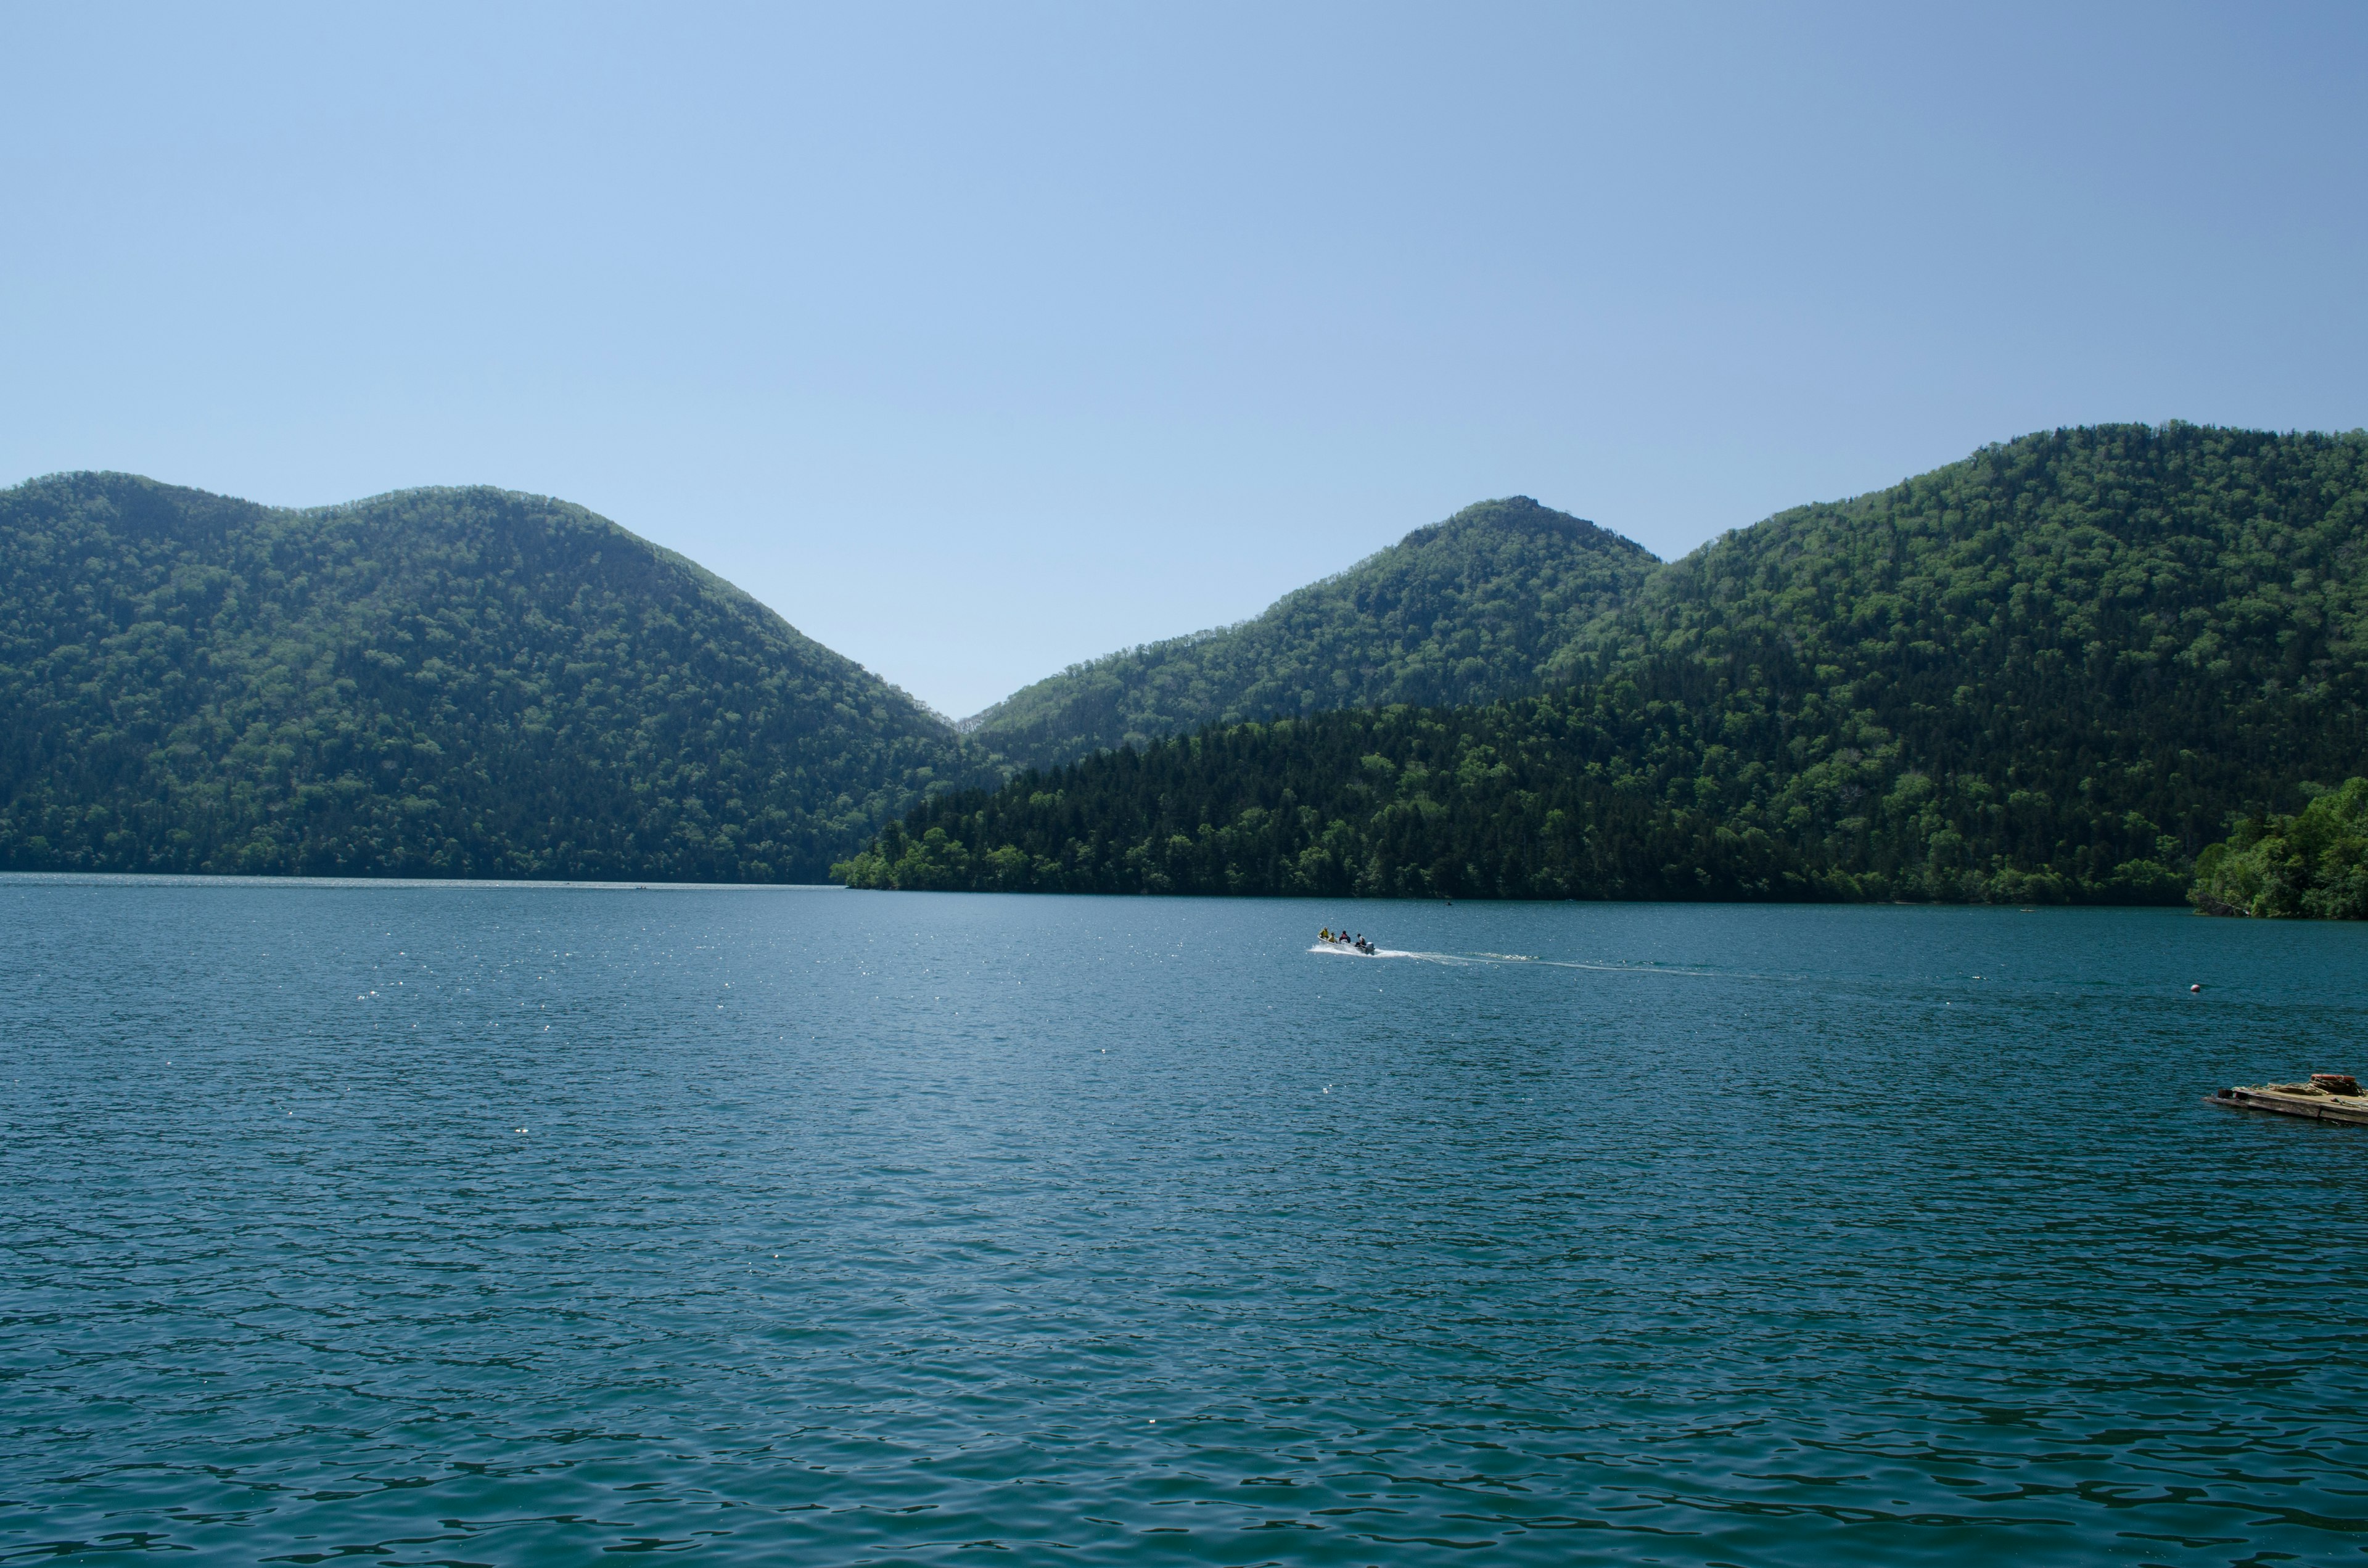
[2191,778,2368,919]
[842,425,2368,903]
[1568,422,2368,698]
[0,472,979,880]
[965,497,1658,771]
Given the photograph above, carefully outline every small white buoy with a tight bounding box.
[2191,983,2203,993]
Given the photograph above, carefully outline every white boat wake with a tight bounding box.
[1307,943,1722,975]
[1309,943,1465,963]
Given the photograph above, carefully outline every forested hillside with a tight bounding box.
[966,497,1656,770]
[842,424,2368,903]
[2191,778,2368,919]
[0,473,977,880]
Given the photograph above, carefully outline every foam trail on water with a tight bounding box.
[1308,944,1486,965]
[1306,944,1729,975]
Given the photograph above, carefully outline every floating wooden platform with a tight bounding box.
[2210,1084,2368,1127]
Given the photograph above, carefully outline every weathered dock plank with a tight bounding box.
[2210,1085,2368,1127]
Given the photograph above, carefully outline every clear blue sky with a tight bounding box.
[4,3,2362,717]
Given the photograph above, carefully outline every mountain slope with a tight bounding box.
[0,473,976,880]
[966,496,1658,771]
[842,424,2368,901]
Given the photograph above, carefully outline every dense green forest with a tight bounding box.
[2191,778,2368,918]
[0,473,979,880]
[966,497,1656,771]
[842,424,2368,903]
[14,425,2366,896]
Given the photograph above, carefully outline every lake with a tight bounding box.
[4,877,2367,1565]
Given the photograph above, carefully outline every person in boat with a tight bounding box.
[1320,927,1331,942]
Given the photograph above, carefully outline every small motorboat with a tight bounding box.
[2209,1073,2368,1126]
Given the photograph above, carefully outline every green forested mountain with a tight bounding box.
[842,424,2368,903]
[966,497,1657,770]
[0,472,977,880]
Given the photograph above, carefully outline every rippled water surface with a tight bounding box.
[6,877,2368,1565]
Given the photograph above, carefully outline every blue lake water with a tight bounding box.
[4,877,2368,1566]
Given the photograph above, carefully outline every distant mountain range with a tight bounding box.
[842,424,2368,903]
[9,424,2368,895]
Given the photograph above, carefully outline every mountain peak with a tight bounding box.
[1407,496,1654,560]
[966,493,1661,769]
